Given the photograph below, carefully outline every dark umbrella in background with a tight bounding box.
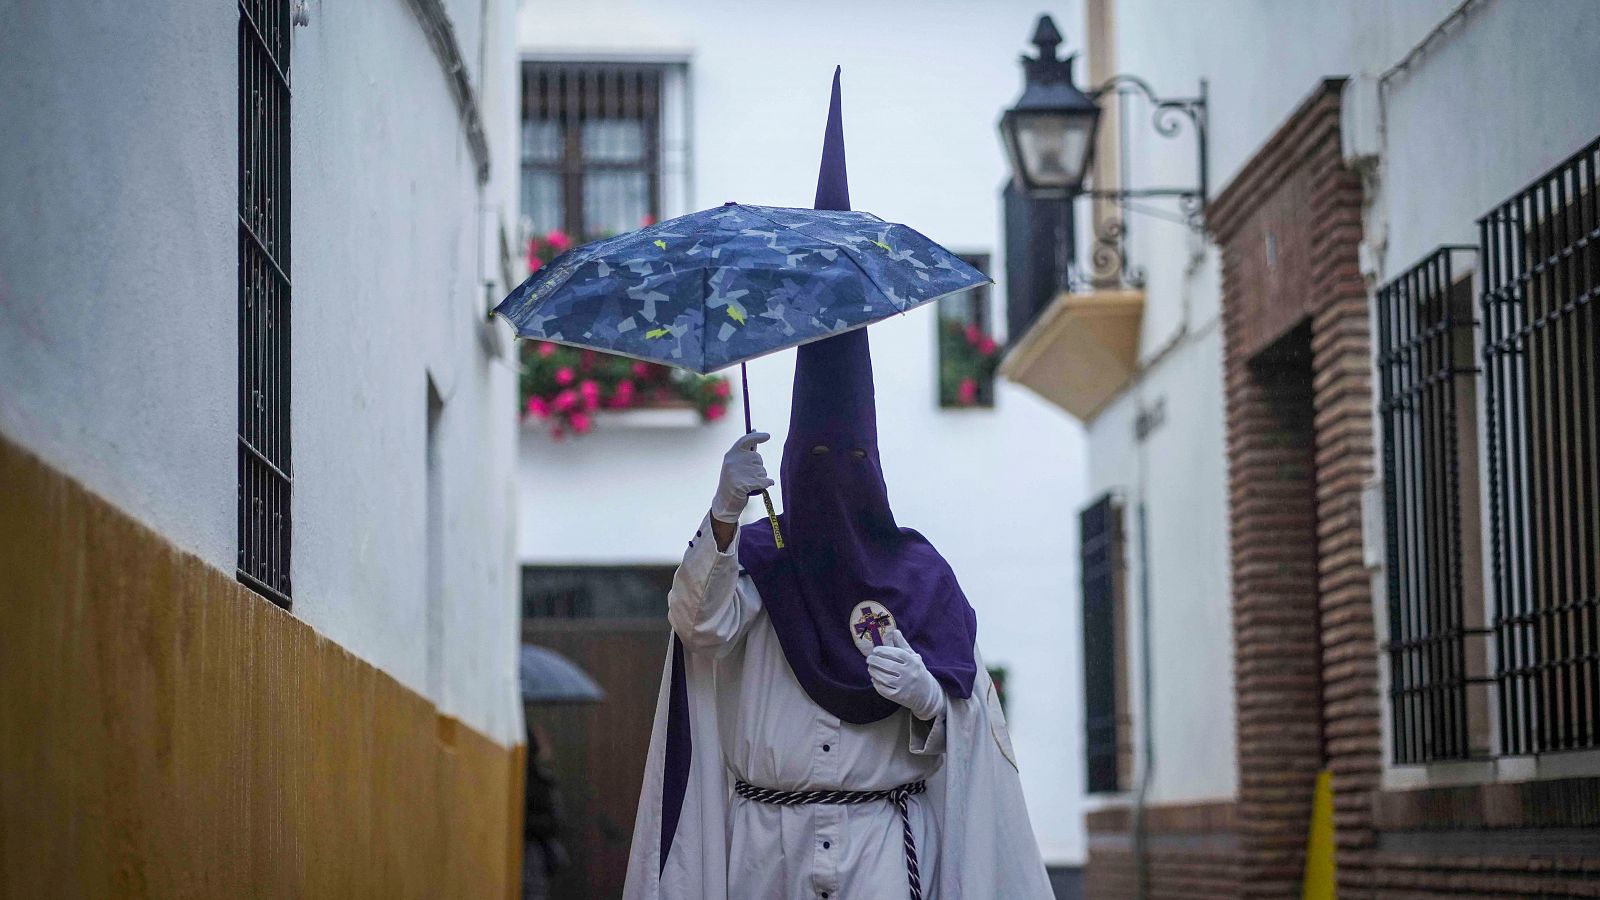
[519,644,605,705]
[493,69,988,544]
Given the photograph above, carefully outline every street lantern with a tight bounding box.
[999,15,1102,196]
[997,14,1208,289]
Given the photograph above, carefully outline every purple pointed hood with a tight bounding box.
[739,69,978,724]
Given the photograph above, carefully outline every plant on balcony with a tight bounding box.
[939,321,1001,407]
[526,228,574,274]
[519,342,731,439]
[520,226,730,438]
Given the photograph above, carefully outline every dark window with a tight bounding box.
[937,253,998,408]
[1081,494,1128,793]
[1480,134,1600,756]
[1003,181,1073,343]
[237,0,292,608]
[521,566,674,619]
[520,64,662,243]
[1376,246,1490,763]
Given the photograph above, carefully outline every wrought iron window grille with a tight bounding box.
[520,63,663,243]
[237,0,293,609]
[1377,245,1491,763]
[1479,134,1600,757]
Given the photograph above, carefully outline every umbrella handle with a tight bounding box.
[760,490,784,549]
[742,362,785,549]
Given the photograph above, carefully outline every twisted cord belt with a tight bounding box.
[733,778,928,900]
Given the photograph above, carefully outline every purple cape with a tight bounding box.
[738,68,978,725]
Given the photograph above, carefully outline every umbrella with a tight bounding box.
[492,202,988,374]
[519,644,605,704]
[493,69,987,545]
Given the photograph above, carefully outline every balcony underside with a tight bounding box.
[1000,288,1144,421]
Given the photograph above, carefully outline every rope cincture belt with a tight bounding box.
[733,778,928,900]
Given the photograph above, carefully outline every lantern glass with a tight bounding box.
[1012,110,1096,191]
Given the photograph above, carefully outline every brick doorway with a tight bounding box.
[1209,79,1380,896]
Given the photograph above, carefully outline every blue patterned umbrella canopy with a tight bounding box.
[493,203,989,374]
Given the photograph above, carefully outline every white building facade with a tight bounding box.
[1005,0,1600,895]
[0,1,526,893]
[514,0,1093,890]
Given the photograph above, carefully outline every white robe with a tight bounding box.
[623,514,1054,900]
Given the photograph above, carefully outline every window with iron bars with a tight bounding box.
[520,63,663,245]
[1480,134,1600,756]
[1080,493,1130,793]
[1376,246,1491,764]
[237,0,292,608]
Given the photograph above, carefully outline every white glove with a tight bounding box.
[867,629,947,721]
[711,431,775,523]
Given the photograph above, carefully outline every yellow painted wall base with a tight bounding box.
[1302,769,1337,899]
[0,434,524,898]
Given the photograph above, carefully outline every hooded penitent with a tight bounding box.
[738,68,978,724]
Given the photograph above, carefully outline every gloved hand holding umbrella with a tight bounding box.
[493,67,989,546]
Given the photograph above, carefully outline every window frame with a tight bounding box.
[1081,493,1130,794]
[237,0,293,609]
[1478,134,1600,758]
[936,252,999,409]
[519,62,665,243]
[1376,245,1491,765]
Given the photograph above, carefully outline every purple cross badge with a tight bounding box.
[852,603,894,647]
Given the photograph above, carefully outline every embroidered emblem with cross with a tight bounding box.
[849,601,897,657]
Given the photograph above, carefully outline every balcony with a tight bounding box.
[999,288,1144,421]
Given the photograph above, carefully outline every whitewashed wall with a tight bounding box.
[1085,0,1600,806]
[1079,0,1460,808]
[0,0,523,747]
[0,3,239,572]
[517,0,1092,865]
[1352,0,1600,789]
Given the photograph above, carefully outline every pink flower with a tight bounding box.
[957,378,978,405]
[631,361,652,379]
[536,343,557,358]
[555,367,575,386]
[579,380,601,410]
[545,229,573,252]
[569,411,592,435]
[553,389,578,412]
[610,379,636,408]
[964,323,982,346]
[712,380,732,399]
[705,403,727,421]
[640,214,657,227]
[527,239,543,274]
[525,396,549,419]
[977,335,998,356]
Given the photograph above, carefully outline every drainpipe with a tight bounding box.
[1131,499,1155,900]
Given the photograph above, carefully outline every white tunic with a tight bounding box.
[668,514,946,900]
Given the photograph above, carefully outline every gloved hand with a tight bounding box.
[711,431,775,523]
[868,629,947,721]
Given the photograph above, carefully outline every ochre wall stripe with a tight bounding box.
[0,433,524,898]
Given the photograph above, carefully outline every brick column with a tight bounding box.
[1306,140,1382,898]
[1209,80,1381,898]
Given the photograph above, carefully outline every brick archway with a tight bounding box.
[1207,79,1381,897]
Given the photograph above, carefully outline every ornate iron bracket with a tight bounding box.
[1074,75,1207,289]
